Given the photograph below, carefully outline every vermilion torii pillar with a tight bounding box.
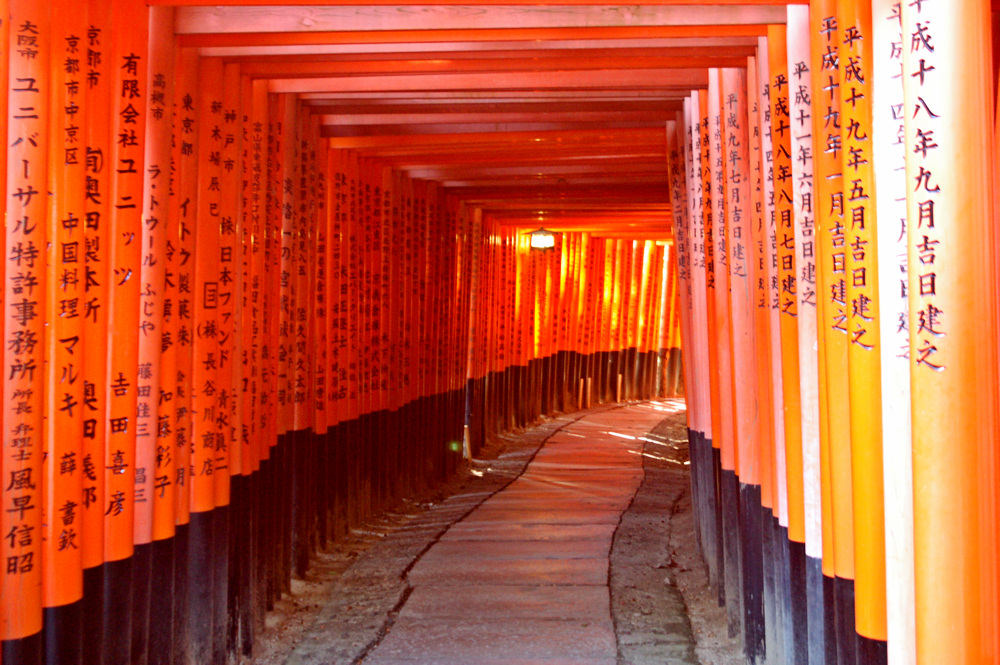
[902,1,1000,663]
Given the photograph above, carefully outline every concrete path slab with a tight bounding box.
[366,617,617,662]
[458,507,624,525]
[359,404,697,664]
[415,539,611,561]
[398,584,610,620]
[440,521,617,542]
[407,557,609,586]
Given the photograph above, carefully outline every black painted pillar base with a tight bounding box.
[2,630,42,665]
[776,522,794,665]
[187,510,215,665]
[788,539,808,664]
[762,507,778,665]
[739,483,765,665]
[711,445,725,606]
[856,634,887,665]
[721,468,743,640]
[823,574,837,665]
[44,600,82,665]
[131,542,152,665]
[148,537,175,665]
[806,554,826,665]
[102,557,133,665]
[82,564,105,665]
[834,576,857,665]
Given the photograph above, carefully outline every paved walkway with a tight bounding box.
[364,403,678,665]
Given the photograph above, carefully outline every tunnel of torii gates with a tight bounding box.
[2,0,1000,664]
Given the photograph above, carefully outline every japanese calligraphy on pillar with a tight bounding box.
[4,1,50,640]
[811,0,856,591]
[81,0,111,570]
[839,2,880,354]
[140,5,174,545]
[45,0,87,610]
[105,0,147,562]
[839,0,888,644]
[770,31,797,321]
[191,57,223,514]
[902,0,944,372]
[313,119,328,434]
[722,66,760,483]
[171,48,200,524]
[874,2,916,660]
[213,62,240,501]
[788,4,823,562]
[246,79,268,468]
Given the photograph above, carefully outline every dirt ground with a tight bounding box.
[248,405,742,665]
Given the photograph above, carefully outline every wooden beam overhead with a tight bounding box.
[177,24,772,48]
[200,35,761,57]
[238,54,746,78]
[160,0,799,6]
[175,5,786,34]
[270,67,710,92]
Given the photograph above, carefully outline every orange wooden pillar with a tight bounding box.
[135,8,175,663]
[103,2,149,662]
[667,115,696,483]
[786,7,829,661]
[166,45,199,665]
[808,3,858,661]
[188,55,224,665]
[3,2,50,660]
[871,0,916,662]
[80,0,113,654]
[769,23,811,661]
[722,64,765,664]
[758,33,792,661]
[902,1,1000,662]
[709,67,743,641]
[685,92,720,593]
[748,47,781,662]
[837,1,888,659]
[42,1,86,661]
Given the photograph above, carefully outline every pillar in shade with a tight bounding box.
[698,86,725,466]
[213,62,242,501]
[837,0,888,650]
[708,69,737,477]
[686,94,713,444]
[871,0,916,662]
[666,119,696,415]
[768,24,804,542]
[170,47,200,534]
[902,0,1000,662]
[757,36,787,522]
[746,55,776,518]
[141,2,175,552]
[191,57,224,518]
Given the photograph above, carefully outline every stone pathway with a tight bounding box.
[363,402,689,665]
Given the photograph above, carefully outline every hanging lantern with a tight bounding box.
[527,228,556,250]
